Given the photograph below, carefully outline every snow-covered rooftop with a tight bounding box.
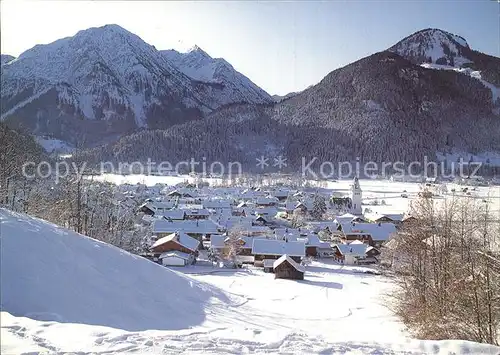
[252,239,305,257]
[159,251,192,260]
[273,254,305,272]
[153,220,221,234]
[151,232,200,252]
[335,243,370,257]
[341,222,397,241]
[156,210,185,220]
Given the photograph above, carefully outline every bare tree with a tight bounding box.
[385,191,500,345]
[223,226,245,268]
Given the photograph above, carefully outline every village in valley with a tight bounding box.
[100,173,495,282]
[3,170,500,353]
[135,177,391,274]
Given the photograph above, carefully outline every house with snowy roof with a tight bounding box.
[231,207,247,217]
[183,209,210,220]
[285,200,314,218]
[213,216,253,230]
[150,232,200,267]
[138,201,175,216]
[297,234,323,257]
[167,189,198,198]
[158,251,195,267]
[317,241,334,258]
[332,241,380,265]
[157,210,186,221]
[255,196,279,207]
[364,212,404,225]
[252,239,306,264]
[338,222,397,247]
[152,219,222,239]
[203,200,232,212]
[254,206,278,218]
[273,255,305,280]
[239,189,266,201]
[334,213,366,225]
[270,189,290,202]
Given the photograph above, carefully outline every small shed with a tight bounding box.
[159,251,193,266]
[273,254,305,280]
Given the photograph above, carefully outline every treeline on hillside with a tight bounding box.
[0,123,46,207]
[0,123,148,253]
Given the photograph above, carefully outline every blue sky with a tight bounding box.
[1,0,498,95]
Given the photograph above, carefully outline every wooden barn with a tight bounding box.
[273,254,305,280]
[149,231,200,258]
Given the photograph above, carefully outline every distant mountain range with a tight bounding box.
[2,26,499,169]
[0,24,272,146]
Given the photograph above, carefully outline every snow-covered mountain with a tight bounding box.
[89,30,500,167]
[388,28,471,67]
[161,46,272,105]
[389,28,500,107]
[0,25,270,146]
[1,54,15,66]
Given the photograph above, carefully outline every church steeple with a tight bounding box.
[353,176,361,190]
[351,176,362,215]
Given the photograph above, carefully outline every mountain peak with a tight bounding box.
[410,28,469,49]
[389,28,471,67]
[82,23,131,35]
[187,45,211,58]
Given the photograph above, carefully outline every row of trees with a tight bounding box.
[1,123,152,254]
[384,192,500,344]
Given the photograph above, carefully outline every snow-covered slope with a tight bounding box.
[2,208,500,354]
[389,28,471,67]
[0,208,230,331]
[161,46,272,105]
[1,54,15,66]
[35,136,75,154]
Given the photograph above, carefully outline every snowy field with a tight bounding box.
[2,208,500,354]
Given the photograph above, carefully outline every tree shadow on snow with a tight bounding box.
[298,279,343,290]
[307,264,379,278]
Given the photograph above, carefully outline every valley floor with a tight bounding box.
[3,261,499,354]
